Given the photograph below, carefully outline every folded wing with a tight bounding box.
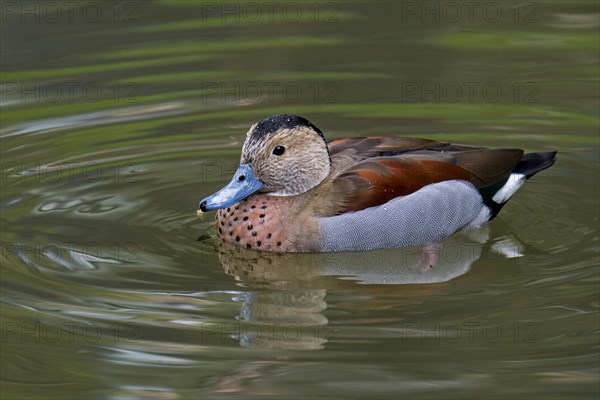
[328,137,523,213]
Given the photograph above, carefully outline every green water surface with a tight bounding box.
[1,1,599,399]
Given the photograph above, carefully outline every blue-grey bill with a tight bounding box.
[199,164,263,211]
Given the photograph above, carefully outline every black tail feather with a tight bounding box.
[514,151,557,179]
[486,151,557,219]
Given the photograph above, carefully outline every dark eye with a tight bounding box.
[272,146,285,156]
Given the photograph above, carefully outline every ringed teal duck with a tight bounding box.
[199,114,556,252]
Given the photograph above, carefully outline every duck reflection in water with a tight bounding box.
[208,226,522,350]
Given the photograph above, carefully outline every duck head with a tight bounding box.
[199,114,331,211]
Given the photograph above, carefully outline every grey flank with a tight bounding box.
[318,180,490,252]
